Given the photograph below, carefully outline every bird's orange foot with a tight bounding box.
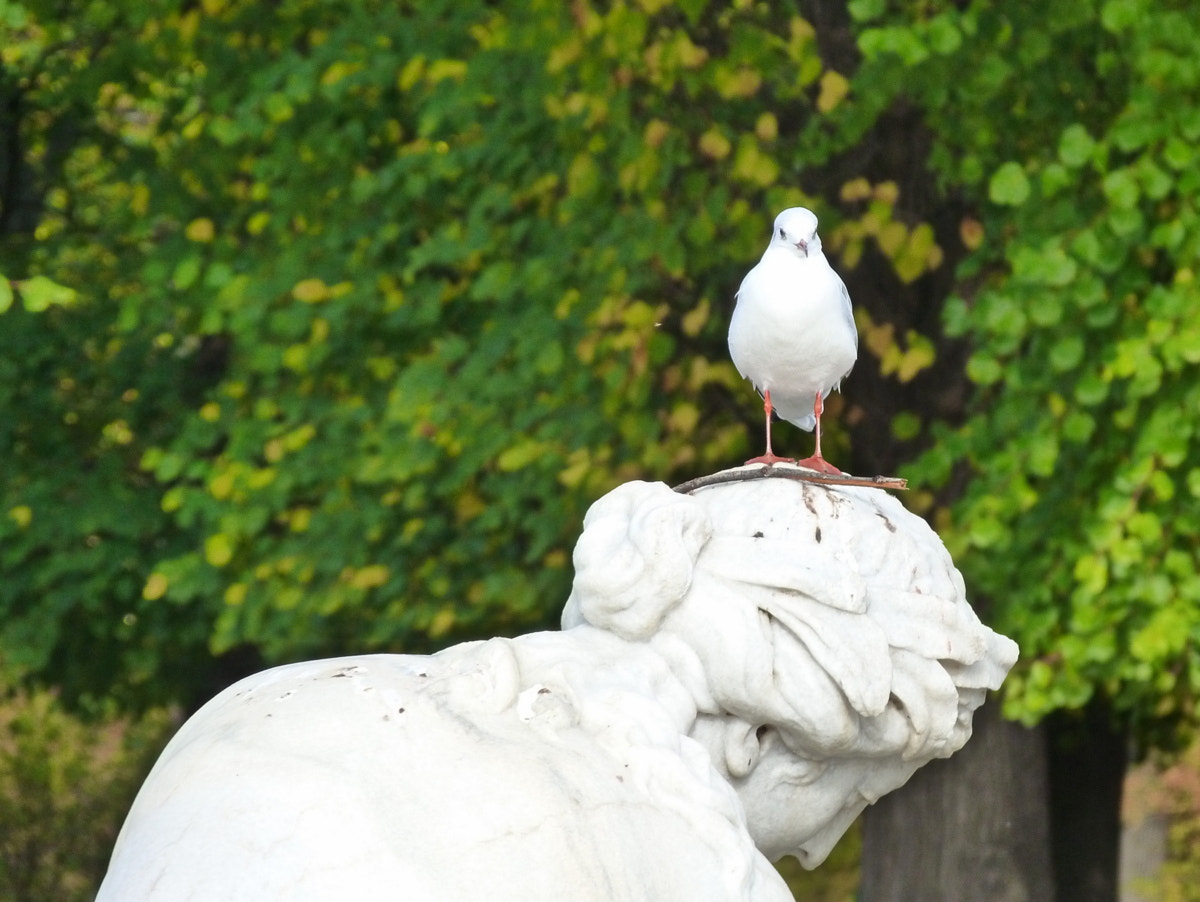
[744,453,796,466]
[794,455,844,475]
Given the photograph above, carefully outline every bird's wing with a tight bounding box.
[838,277,857,353]
[834,275,857,386]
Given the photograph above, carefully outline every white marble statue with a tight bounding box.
[98,474,1017,901]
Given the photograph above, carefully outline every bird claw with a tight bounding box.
[744,453,796,466]
[794,455,844,476]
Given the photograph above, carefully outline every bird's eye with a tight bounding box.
[778,227,785,239]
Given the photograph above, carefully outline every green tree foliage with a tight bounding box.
[1,0,874,706]
[843,0,1200,747]
[4,0,1200,761]
[0,687,173,901]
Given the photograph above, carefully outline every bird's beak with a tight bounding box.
[796,239,808,257]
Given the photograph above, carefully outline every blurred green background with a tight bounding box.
[2,0,1199,898]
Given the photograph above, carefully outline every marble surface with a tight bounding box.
[98,474,1017,900]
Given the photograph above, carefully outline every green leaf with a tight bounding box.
[171,256,203,291]
[0,278,12,314]
[1100,0,1142,32]
[847,0,886,23]
[1062,411,1095,443]
[1102,169,1139,209]
[1057,124,1096,168]
[1012,245,1077,287]
[1075,372,1109,406]
[1049,335,1085,372]
[891,411,922,441]
[16,275,77,312]
[942,295,971,337]
[966,353,1003,385]
[926,16,962,55]
[989,162,1031,206]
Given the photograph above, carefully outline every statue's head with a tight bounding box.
[563,478,1017,867]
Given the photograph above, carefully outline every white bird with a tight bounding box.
[728,207,858,474]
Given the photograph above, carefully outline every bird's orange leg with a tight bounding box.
[795,391,844,475]
[744,388,795,466]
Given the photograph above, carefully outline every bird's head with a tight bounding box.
[770,207,822,258]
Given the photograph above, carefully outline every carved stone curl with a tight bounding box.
[98,477,1017,901]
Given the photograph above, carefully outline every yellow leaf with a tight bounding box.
[717,68,762,99]
[567,153,599,196]
[674,34,708,68]
[397,57,425,91]
[895,332,937,381]
[209,471,235,500]
[840,177,872,202]
[789,16,816,46]
[644,119,670,149]
[293,278,330,303]
[681,298,710,337]
[246,467,276,489]
[497,439,547,472]
[426,59,467,84]
[282,423,316,452]
[865,320,896,361]
[668,401,700,435]
[8,505,32,528]
[816,70,850,113]
[696,127,729,159]
[143,572,169,601]
[960,217,985,250]
[547,39,582,74]
[282,343,308,371]
[429,607,456,639]
[732,139,779,188]
[755,112,778,142]
[185,218,215,242]
[351,565,390,590]
[246,211,270,235]
[455,489,487,523]
[840,238,864,269]
[224,583,247,606]
[102,419,134,445]
[557,449,591,489]
[320,60,365,86]
[873,181,900,204]
[131,184,150,216]
[205,533,234,568]
[877,221,909,258]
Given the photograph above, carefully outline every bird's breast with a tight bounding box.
[728,258,857,398]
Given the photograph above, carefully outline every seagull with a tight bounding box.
[728,207,858,474]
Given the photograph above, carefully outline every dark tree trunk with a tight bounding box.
[1046,701,1128,902]
[859,700,1056,902]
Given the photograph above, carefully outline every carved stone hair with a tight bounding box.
[563,480,1017,767]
